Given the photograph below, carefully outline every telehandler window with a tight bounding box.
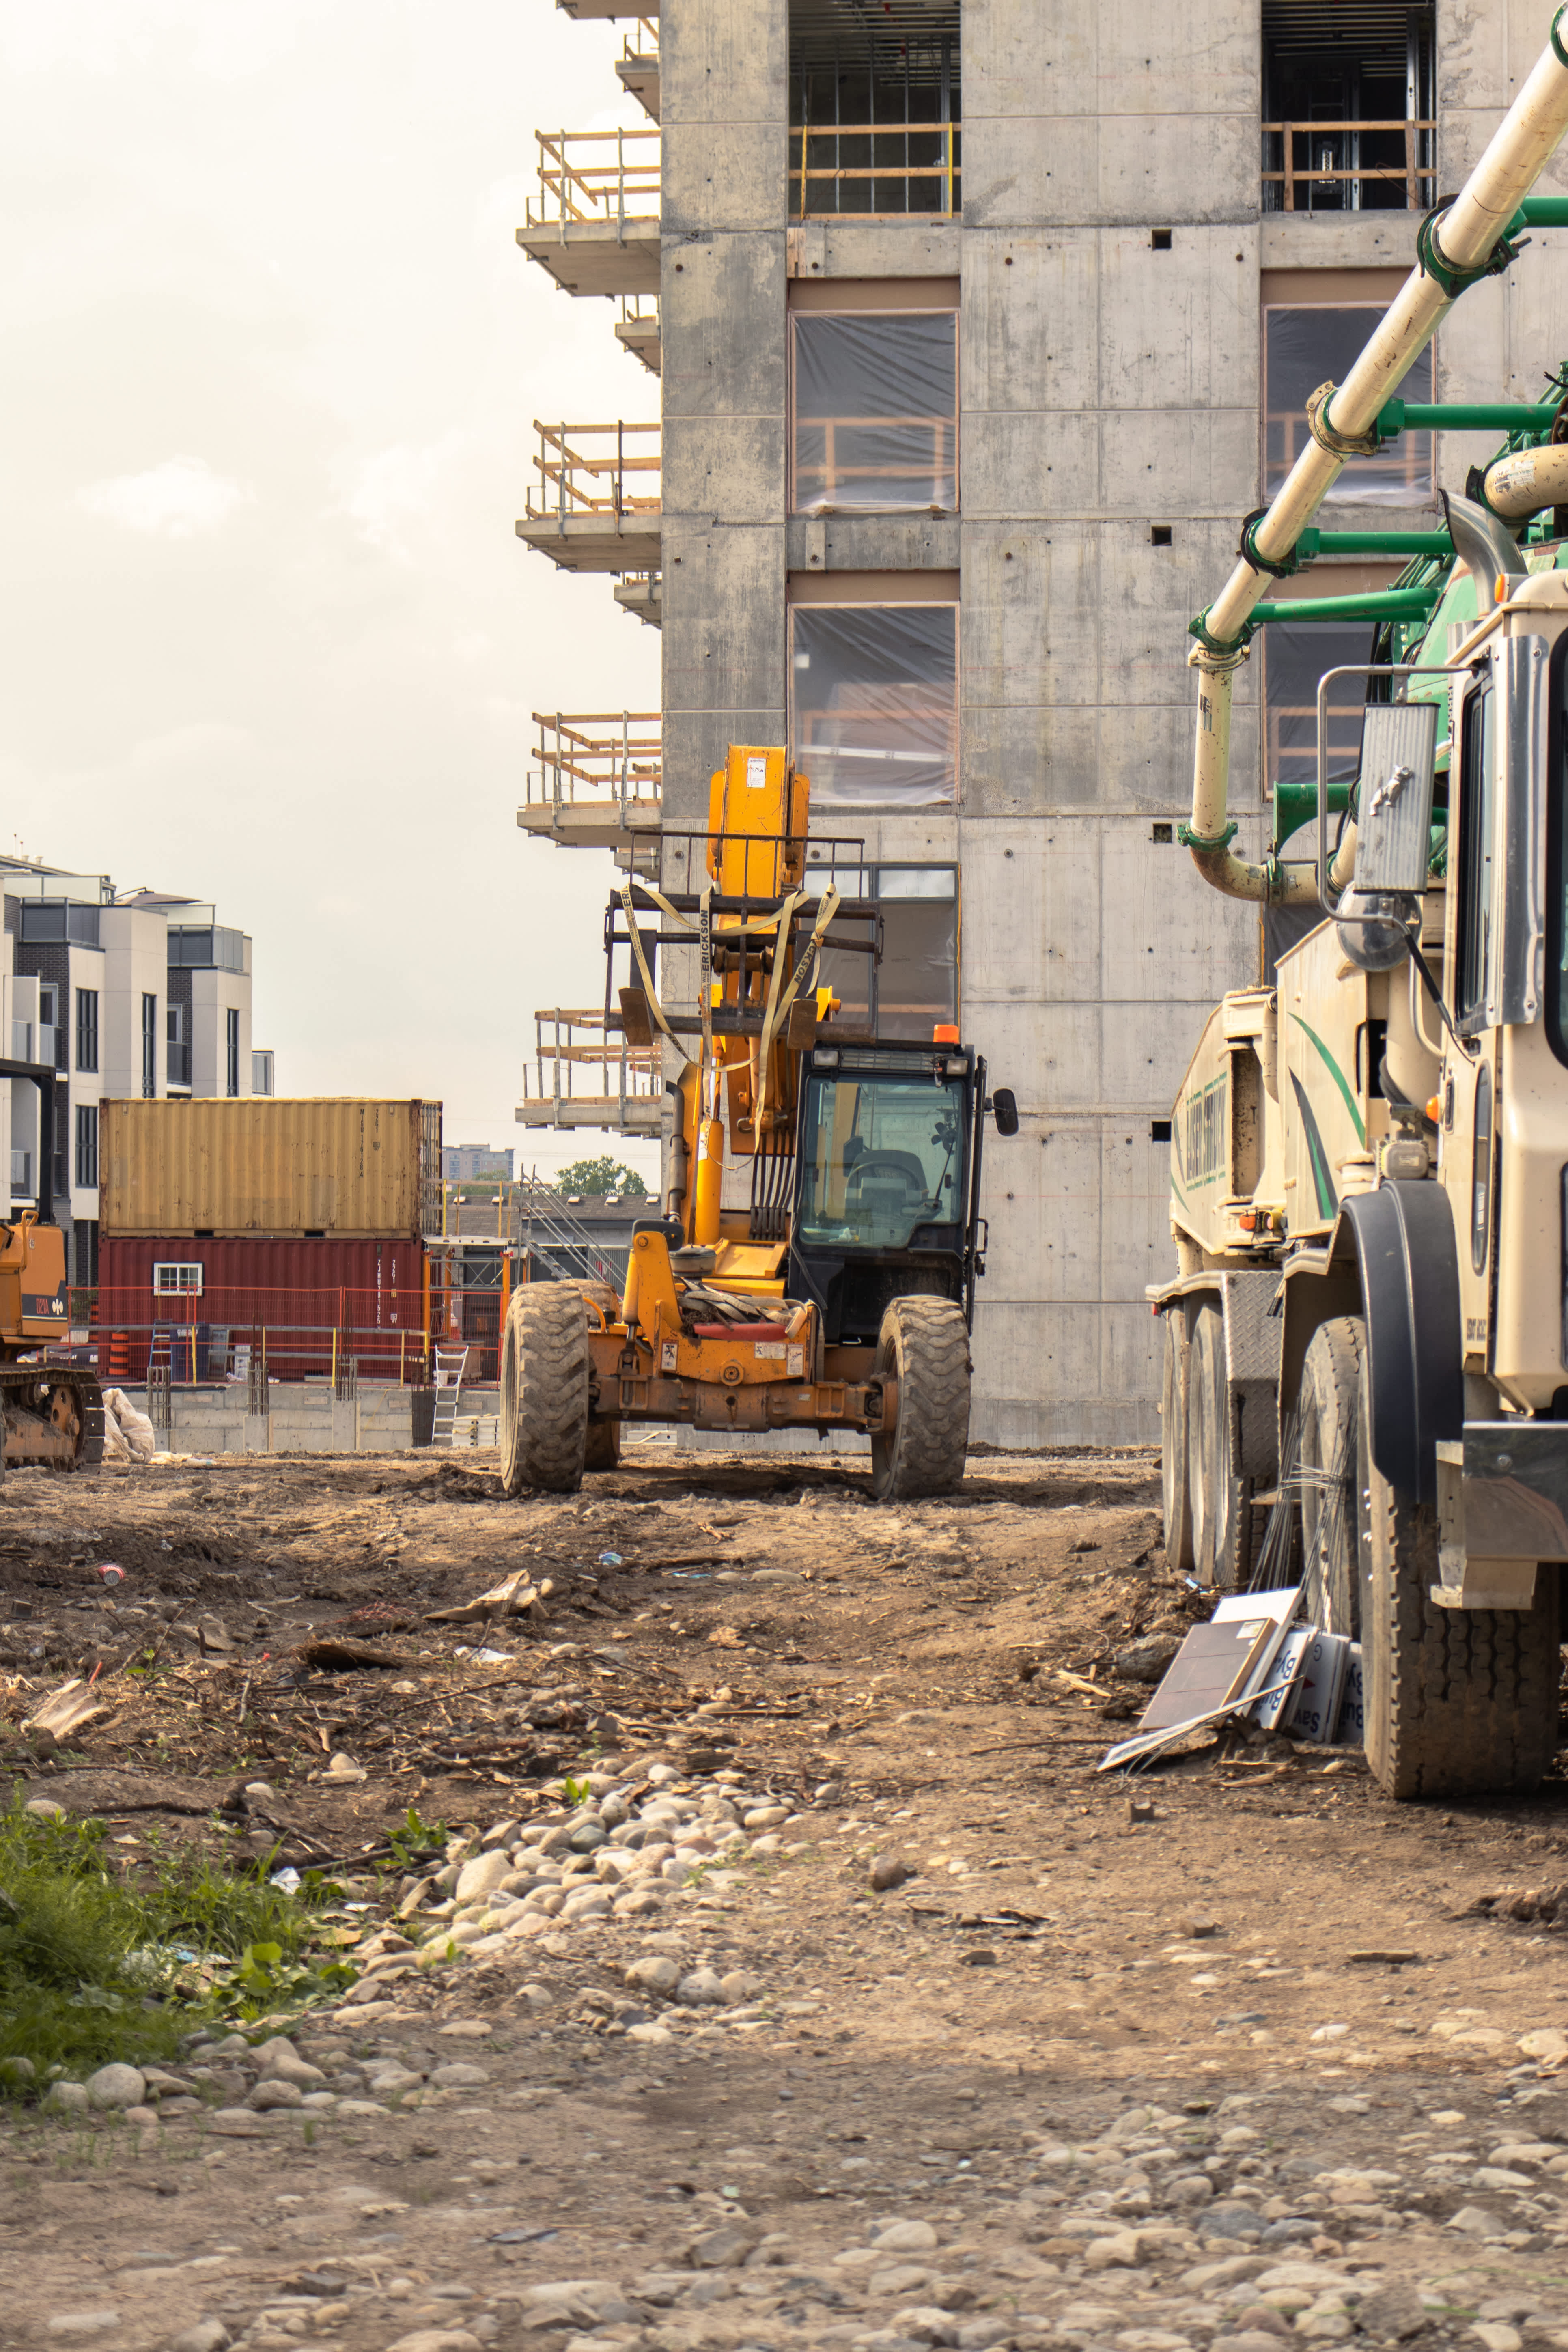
[798,1072,965,1250]
[1456,680,1497,1034]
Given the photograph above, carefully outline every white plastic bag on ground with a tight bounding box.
[102,1387,157,1460]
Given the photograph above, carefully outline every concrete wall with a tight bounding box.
[121,1383,502,1455]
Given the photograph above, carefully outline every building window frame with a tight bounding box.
[788,302,958,517]
[75,987,98,1074]
[1262,290,1433,504]
[786,584,959,811]
[140,993,157,1098]
[74,1103,98,1192]
[152,1262,203,1297]
[226,1006,241,1098]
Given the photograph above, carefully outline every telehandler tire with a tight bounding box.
[1159,1310,1194,1573]
[1189,1301,1251,1591]
[1297,1316,1363,1638]
[499,1283,589,1496]
[1357,1349,1560,1799]
[870,1297,971,1500]
[583,1418,622,1471]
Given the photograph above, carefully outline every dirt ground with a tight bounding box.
[4,1439,1568,2352]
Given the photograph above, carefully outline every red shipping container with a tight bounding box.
[96,1235,428,1387]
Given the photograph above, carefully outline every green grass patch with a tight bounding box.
[0,1802,358,2094]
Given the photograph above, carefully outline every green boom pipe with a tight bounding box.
[1375,398,1559,435]
[1251,586,1441,626]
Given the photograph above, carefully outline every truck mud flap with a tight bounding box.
[1340,1181,1463,1507]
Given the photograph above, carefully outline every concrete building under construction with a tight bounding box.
[514,0,1568,1447]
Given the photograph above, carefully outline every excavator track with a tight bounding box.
[0,1365,105,1472]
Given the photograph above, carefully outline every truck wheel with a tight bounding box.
[870,1297,971,1500]
[1358,1349,1561,1799]
[1190,1301,1251,1591]
[499,1285,589,1496]
[583,1419,622,1471]
[1159,1310,1194,1572]
[1297,1317,1363,1637]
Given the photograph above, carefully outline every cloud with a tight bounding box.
[334,432,466,559]
[76,455,254,537]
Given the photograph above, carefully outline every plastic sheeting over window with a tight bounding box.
[1263,621,1376,795]
[790,602,957,808]
[791,312,957,513]
[1264,307,1431,501]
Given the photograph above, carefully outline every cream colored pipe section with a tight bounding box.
[1187,11,1568,903]
[1483,441,1568,518]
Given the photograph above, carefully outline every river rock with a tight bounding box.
[84,2063,145,2110]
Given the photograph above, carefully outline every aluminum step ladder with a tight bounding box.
[432,1346,469,1447]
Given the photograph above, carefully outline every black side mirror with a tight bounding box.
[991,1088,1019,1138]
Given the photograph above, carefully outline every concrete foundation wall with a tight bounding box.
[120,1384,503,1456]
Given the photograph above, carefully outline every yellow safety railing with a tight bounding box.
[526,126,660,230]
[525,711,663,821]
[528,1010,661,1122]
[526,421,661,523]
[791,120,960,217]
[1262,118,1436,212]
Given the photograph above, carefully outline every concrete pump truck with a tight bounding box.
[1154,9,1568,1798]
[501,746,1016,1500]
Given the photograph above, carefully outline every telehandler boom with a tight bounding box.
[1155,5,1568,1797]
[501,746,1015,1500]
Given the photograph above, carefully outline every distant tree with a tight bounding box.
[553,1156,649,1198]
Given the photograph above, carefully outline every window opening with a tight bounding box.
[808,859,958,1042]
[75,1103,98,1192]
[791,310,956,514]
[141,993,157,1098]
[789,601,957,808]
[153,1262,203,1297]
[75,987,98,1074]
[1262,621,1375,823]
[226,1006,241,1098]
[1264,308,1431,501]
[1262,0,1434,212]
[789,0,960,216]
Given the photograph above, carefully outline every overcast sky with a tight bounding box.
[0,0,661,1185]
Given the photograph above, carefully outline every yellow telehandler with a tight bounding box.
[501,745,1015,1500]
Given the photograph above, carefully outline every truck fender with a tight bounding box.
[1338,1180,1463,1508]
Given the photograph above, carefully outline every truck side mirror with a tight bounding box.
[991,1088,1019,1137]
[1352,700,1439,896]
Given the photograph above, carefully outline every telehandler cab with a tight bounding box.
[500,746,1015,1499]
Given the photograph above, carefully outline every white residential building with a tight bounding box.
[0,862,274,1286]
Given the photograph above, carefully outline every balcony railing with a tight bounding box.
[521,1010,662,1133]
[524,126,660,232]
[167,1041,192,1087]
[525,711,662,827]
[525,420,661,524]
[791,121,960,217]
[10,1150,30,1195]
[1262,118,1435,212]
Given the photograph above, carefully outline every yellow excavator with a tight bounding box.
[0,1054,103,1475]
[500,745,1015,1499]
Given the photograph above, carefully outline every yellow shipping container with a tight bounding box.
[99,1098,442,1240]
